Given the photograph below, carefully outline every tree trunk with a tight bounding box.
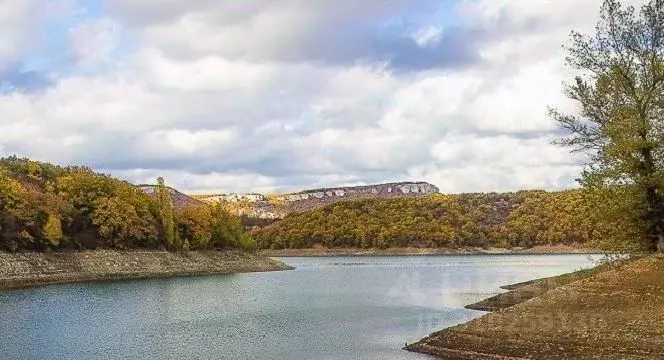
[640,146,664,252]
[644,186,664,252]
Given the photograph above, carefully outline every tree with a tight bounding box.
[92,196,157,248]
[551,0,664,251]
[0,172,27,250]
[56,169,116,217]
[42,214,64,247]
[2,157,258,252]
[0,172,25,216]
[156,177,176,250]
[175,205,213,250]
[238,233,256,252]
[210,203,245,248]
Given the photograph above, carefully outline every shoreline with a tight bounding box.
[405,255,663,359]
[463,266,604,312]
[0,250,293,292]
[259,245,606,257]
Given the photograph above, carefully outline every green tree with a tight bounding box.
[238,233,256,252]
[551,0,664,252]
[156,177,177,250]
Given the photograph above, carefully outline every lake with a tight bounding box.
[0,255,600,359]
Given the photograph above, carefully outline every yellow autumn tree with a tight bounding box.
[42,214,63,247]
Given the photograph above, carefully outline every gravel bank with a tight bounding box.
[406,255,663,359]
[0,250,293,291]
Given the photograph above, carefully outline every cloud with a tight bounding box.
[107,0,479,71]
[1,0,634,193]
[68,17,123,68]
[113,168,278,195]
[430,134,574,168]
[0,0,38,66]
[410,164,581,194]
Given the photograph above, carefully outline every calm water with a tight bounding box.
[0,255,600,360]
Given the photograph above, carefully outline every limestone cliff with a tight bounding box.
[281,182,439,213]
[136,181,440,219]
[197,182,440,219]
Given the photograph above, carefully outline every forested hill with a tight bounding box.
[252,189,644,251]
[0,157,254,252]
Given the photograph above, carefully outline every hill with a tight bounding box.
[252,189,643,250]
[0,157,253,252]
[194,181,440,219]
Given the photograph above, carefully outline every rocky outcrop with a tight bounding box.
[197,182,440,219]
[137,181,440,219]
[0,250,293,291]
[282,182,439,213]
[193,193,266,203]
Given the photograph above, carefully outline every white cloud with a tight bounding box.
[430,134,575,168]
[132,48,276,92]
[404,133,583,193]
[413,26,442,47]
[410,163,581,194]
[137,129,237,158]
[0,0,40,66]
[107,0,459,69]
[68,17,122,68]
[2,0,635,194]
[469,61,570,133]
[113,168,278,194]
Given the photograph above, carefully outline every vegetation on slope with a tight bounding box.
[0,157,255,252]
[252,188,646,251]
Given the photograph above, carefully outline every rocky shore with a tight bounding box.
[406,254,663,359]
[0,250,293,291]
[464,266,605,312]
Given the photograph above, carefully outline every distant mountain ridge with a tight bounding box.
[193,181,440,219]
[279,182,439,213]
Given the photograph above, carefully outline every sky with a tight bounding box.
[0,0,636,194]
